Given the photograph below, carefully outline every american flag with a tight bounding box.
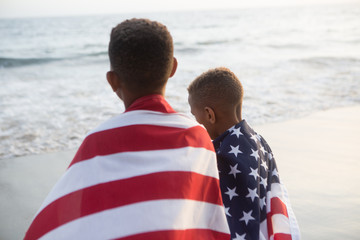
[24,95,230,240]
[213,120,300,240]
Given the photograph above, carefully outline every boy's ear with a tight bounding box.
[106,71,121,92]
[204,106,216,124]
[169,57,178,78]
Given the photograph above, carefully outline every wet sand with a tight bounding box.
[256,105,360,239]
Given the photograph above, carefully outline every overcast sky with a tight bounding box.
[0,0,359,18]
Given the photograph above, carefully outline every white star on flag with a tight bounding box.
[225,186,239,200]
[233,232,247,240]
[250,149,260,161]
[229,163,241,178]
[256,134,262,141]
[250,134,258,144]
[246,187,258,202]
[239,210,255,225]
[259,146,266,155]
[260,177,267,189]
[228,125,236,132]
[225,207,232,217]
[231,127,243,138]
[248,167,259,180]
[229,145,242,157]
[272,168,279,178]
[261,161,268,171]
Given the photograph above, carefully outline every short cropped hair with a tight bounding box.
[108,18,174,92]
[188,67,244,111]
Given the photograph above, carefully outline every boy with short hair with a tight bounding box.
[188,67,300,240]
[24,19,230,240]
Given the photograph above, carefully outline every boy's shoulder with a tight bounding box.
[214,120,271,156]
[214,119,253,142]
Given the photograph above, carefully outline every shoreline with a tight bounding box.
[1,105,360,239]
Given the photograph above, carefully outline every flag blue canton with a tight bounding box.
[213,120,280,240]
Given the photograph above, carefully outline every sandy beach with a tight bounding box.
[256,105,360,239]
[1,105,360,240]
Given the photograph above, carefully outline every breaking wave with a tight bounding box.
[0,51,108,68]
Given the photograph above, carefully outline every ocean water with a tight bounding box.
[1,4,360,159]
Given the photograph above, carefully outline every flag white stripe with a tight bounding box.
[259,220,269,240]
[39,199,230,240]
[266,183,287,213]
[37,147,218,214]
[277,181,301,240]
[267,182,301,240]
[87,110,199,136]
[268,183,286,201]
[271,214,291,235]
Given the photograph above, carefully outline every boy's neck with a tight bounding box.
[214,105,242,138]
[217,117,242,137]
[122,88,166,109]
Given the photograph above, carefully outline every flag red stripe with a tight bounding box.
[69,125,213,167]
[114,229,230,240]
[274,233,292,240]
[25,171,222,240]
[270,197,289,217]
[267,197,289,238]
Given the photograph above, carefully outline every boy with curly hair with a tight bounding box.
[188,67,300,240]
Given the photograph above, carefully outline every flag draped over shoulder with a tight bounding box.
[213,120,300,240]
[24,95,230,240]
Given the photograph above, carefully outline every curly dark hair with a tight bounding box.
[188,67,244,110]
[108,18,174,92]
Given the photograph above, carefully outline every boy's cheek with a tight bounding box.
[194,115,206,126]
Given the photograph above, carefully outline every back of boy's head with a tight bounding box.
[188,67,244,111]
[108,18,174,92]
